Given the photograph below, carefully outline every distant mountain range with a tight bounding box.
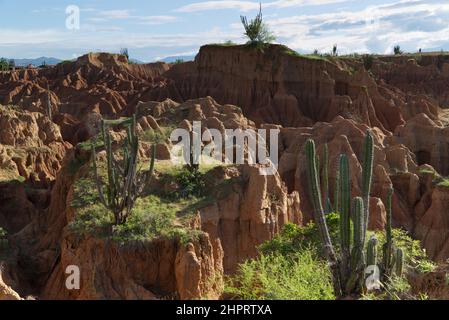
[4,54,196,67]
[10,57,62,67]
[159,55,196,63]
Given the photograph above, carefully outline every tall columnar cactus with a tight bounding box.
[323,144,331,213]
[339,154,351,283]
[333,160,340,214]
[304,131,406,297]
[305,139,341,294]
[346,197,366,293]
[382,187,395,277]
[92,114,156,225]
[367,237,378,267]
[394,248,404,277]
[361,130,374,240]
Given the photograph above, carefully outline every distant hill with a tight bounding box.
[12,57,62,67]
[129,58,145,64]
[160,55,196,63]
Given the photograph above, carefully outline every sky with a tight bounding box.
[1,0,449,62]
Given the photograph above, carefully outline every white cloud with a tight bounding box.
[261,0,449,54]
[98,10,133,19]
[91,9,177,25]
[176,0,350,12]
[139,16,178,25]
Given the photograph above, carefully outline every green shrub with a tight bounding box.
[71,178,100,208]
[141,127,173,144]
[260,214,341,257]
[223,40,237,46]
[225,249,335,300]
[69,187,204,244]
[68,203,112,236]
[437,178,449,188]
[259,213,434,299]
[361,275,412,300]
[120,48,129,60]
[362,54,374,71]
[0,58,9,71]
[368,228,436,274]
[171,167,207,199]
[263,214,434,276]
[0,227,7,239]
[394,45,403,55]
[240,4,275,47]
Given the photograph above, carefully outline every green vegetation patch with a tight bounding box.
[225,249,335,300]
[69,175,205,244]
[437,178,449,188]
[0,227,7,239]
[229,213,435,300]
[69,157,230,245]
[418,168,449,188]
[0,169,26,184]
[261,213,434,275]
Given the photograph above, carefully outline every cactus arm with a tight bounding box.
[339,154,351,285]
[93,114,150,226]
[367,236,378,267]
[91,142,108,208]
[346,197,366,294]
[394,248,404,277]
[146,144,156,187]
[305,140,335,253]
[334,160,340,214]
[361,130,374,240]
[104,129,116,208]
[323,144,330,213]
[382,187,394,277]
[305,139,341,295]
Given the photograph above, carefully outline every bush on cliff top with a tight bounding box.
[240,4,275,47]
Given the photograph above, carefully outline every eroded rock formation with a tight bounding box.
[1,46,449,299]
[0,105,69,184]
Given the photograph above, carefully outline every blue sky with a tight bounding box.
[1,0,449,61]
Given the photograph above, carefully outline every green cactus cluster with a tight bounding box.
[304,130,405,296]
[92,114,156,225]
[379,187,404,279]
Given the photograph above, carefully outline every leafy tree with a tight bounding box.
[332,44,338,57]
[240,3,275,46]
[0,58,9,71]
[120,48,129,60]
[394,45,403,55]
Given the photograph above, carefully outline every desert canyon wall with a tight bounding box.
[1,47,449,299]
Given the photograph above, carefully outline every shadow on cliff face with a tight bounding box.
[0,179,53,297]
